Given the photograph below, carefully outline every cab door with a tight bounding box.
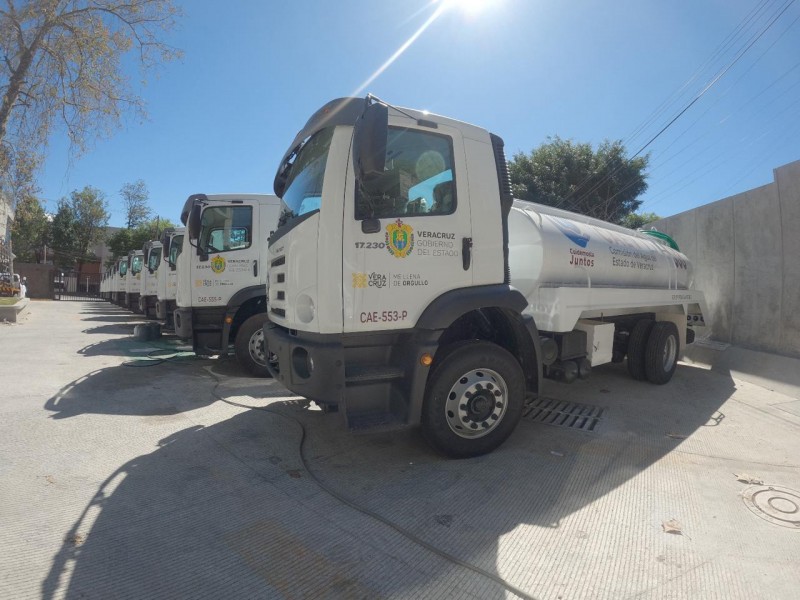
[191,201,261,307]
[343,121,472,333]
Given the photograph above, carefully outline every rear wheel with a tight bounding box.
[421,341,525,458]
[627,319,653,381]
[644,321,680,384]
[234,313,273,377]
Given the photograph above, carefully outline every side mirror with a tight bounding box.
[188,204,202,240]
[352,101,388,184]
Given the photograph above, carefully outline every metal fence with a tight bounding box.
[54,272,104,301]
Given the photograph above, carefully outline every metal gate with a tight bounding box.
[54,272,104,301]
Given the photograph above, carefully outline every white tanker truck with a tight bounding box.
[263,97,708,458]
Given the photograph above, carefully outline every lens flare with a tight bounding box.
[350,0,501,98]
[442,0,502,16]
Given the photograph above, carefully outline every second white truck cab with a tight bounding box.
[138,240,162,318]
[263,97,709,458]
[174,194,281,375]
[155,227,184,328]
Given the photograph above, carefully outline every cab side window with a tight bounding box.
[148,249,160,271]
[169,235,184,266]
[199,206,252,253]
[356,128,456,220]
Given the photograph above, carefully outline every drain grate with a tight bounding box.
[522,397,605,432]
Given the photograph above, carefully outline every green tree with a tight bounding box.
[9,195,48,262]
[120,179,151,228]
[106,216,175,265]
[50,186,109,269]
[509,137,650,224]
[619,211,661,230]
[0,144,41,211]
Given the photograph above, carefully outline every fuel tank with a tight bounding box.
[508,200,693,298]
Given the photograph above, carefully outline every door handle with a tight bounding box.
[462,237,472,270]
[253,260,258,277]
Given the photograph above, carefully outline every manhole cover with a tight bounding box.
[742,485,800,529]
[522,397,604,432]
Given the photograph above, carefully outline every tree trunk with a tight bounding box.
[0,23,48,145]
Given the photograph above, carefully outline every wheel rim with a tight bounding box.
[445,368,508,439]
[248,329,267,366]
[662,334,677,371]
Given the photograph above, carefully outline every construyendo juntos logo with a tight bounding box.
[210,255,226,274]
[386,219,415,258]
[553,217,590,248]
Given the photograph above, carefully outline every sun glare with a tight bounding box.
[350,0,502,97]
[441,0,502,16]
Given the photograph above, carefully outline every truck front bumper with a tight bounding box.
[263,324,345,405]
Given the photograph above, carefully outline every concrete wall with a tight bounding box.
[655,159,800,358]
[15,263,55,299]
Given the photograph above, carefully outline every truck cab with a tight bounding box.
[264,97,708,458]
[155,227,184,328]
[113,257,128,306]
[138,240,162,318]
[174,194,281,375]
[125,250,144,312]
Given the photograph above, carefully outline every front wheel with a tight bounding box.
[234,313,273,378]
[421,341,525,458]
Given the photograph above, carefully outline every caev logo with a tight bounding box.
[553,217,590,248]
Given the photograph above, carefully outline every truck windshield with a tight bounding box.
[279,127,335,226]
[119,262,128,276]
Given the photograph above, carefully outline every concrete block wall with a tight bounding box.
[654,159,800,358]
[15,263,55,299]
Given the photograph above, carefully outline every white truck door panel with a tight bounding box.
[191,203,261,307]
[343,123,472,332]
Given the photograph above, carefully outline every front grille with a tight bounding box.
[268,250,287,324]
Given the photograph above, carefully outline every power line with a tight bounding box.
[550,0,798,216]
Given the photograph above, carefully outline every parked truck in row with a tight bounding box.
[156,227,184,329]
[111,256,127,306]
[262,96,708,458]
[125,250,144,313]
[138,240,162,318]
[177,194,281,375]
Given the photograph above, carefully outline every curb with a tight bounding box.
[0,297,31,323]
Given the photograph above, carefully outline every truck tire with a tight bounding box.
[627,319,653,381]
[234,313,273,378]
[644,321,680,385]
[421,341,525,458]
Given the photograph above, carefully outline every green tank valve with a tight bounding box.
[640,229,680,251]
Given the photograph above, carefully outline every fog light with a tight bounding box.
[296,293,315,324]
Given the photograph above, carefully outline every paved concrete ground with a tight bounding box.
[1,301,799,599]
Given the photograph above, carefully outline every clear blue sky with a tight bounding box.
[37,0,800,227]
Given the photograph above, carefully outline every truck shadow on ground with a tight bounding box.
[44,359,216,418]
[41,362,739,599]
